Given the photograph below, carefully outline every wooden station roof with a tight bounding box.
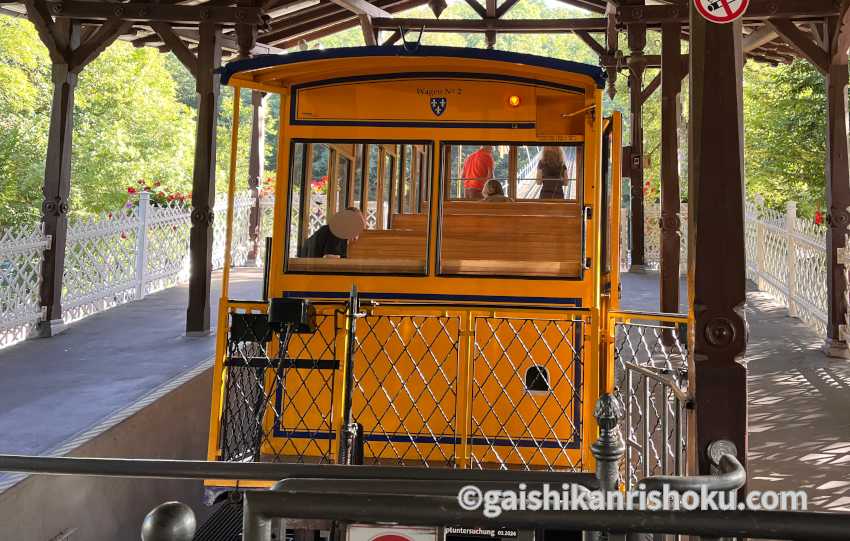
[0,1,845,68]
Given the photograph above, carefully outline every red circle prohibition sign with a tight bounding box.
[694,0,750,24]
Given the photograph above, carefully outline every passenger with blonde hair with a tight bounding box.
[536,146,569,200]
[482,179,510,202]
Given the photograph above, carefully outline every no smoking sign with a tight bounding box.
[694,0,750,24]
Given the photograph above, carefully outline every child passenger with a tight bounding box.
[482,179,510,202]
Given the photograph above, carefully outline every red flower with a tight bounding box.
[127,187,136,194]
[158,191,165,198]
[815,210,824,225]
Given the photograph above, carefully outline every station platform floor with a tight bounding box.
[0,269,846,513]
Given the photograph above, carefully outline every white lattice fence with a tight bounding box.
[0,225,51,347]
[746,197,827,336]
[62,207,141,323]
[642,202,688,275]
[622,197,829,337]
[0,190,257,348]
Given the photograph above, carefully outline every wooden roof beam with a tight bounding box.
[743,24,777,53]
[617,0,838,24]
[833,0,850,63]
[461,0,486,18]
[495,0,520,18]
[43,0,266,25]
[273,0,424,47]
[370,17,608,32]
[328,0,391,18]
[768,18,829,74]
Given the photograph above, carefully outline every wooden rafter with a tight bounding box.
[640,71,661,105]
[359,13,377,45]
[370,17,608,32]
[461,0,486,18]
[574,29,604,56]
[833,0,850,62]
[768,18,829,74]
[495,0,520,18]
[70,18,132,73]
[23,0,66,63]
[43,0,265,25]
[742,24,778,53]
[151,22,198,76]
[328,0,390,18]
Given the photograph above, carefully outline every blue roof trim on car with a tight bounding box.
[218,45,607,88]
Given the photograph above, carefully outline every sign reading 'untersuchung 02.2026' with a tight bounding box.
[693,0,749,24]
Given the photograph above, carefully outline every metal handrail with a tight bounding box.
[0,454,597,485]
[641,452,746,493]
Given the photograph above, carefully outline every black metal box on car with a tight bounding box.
[268,297,317,333]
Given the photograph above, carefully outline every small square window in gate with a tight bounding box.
[525,365,550,392]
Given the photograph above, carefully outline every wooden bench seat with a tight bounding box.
[348,229,426,260]
[389,213,427,232]
[441,213,582,277]
[443,201,580,217]
[288,257,424,273]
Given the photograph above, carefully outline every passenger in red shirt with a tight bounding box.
[461,145,494,200]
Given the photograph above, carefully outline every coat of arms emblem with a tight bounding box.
[430,97,447,117]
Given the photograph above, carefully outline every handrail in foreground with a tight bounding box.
[243,490,850,541]
[0,395,845,541]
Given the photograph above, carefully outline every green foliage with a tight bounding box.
[72,42,197,215]
[0,16,51,226]
[744,59,827,217]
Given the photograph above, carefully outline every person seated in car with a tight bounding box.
[536,146,570,199]
[298,207,366,258]
[482,179,511,202]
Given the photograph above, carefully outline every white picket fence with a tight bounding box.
[0,191,256,348]
[628,197,830,337]
[745,196,828,336]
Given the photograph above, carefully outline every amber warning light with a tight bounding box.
[508,95,521,107]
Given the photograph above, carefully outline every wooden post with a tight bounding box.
[247,90,265,264]
[628,21,648,272]
[688,5,748,475]
[186,22,222,336]
[37,23,80,336]
[660,22,682,314]
[824,15,850,357]
[24,7,131,337]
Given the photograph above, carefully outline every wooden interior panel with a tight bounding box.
[348,229,427,260]
[443,201,581,217]
[441,212,582,277]
[390,213,427,232]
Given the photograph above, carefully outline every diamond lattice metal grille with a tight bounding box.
[351,313,460,467]
[273,311,338,463]
[219,308,338,464]
[469,317,583,471]
[613,320,688,490]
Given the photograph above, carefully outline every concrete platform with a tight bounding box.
[0,268,263,539]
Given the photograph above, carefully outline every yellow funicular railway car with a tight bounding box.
[204,44,627,539]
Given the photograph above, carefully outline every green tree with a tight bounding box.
[744,59,827,217]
